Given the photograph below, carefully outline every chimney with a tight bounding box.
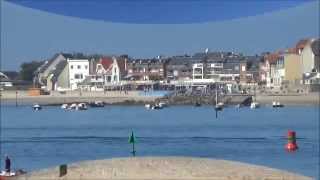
[125,58,127,71]
[90,58,94,75]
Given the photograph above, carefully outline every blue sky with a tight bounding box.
[1,0,319,70]
[7,0,314,24]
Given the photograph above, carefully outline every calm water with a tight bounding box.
[0,104,319,178]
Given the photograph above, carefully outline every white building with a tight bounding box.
[273,56,285,87]
[96,57,124,85]
[67,59,89,90]
[192,63,204,79]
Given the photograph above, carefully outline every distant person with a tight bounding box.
[5,155,11,173]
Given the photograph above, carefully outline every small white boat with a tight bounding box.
[272,101,284,108]
[145,103,162,110]
[89,101,105,107]
[250,102,260,109]
[145,104,151,109]
[236,104,243,108]
[33,104,42,111]
[61,104,68,109]
[215,102,224,111]
[158,102,167,108]
[77,103,88,110]
[68,103,77,110]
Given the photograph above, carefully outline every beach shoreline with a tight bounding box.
[0,90,319,106]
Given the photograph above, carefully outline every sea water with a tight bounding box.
[0,105,319,178]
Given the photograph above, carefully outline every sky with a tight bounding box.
[1,0,319,70]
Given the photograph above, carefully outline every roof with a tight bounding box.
[264,52,282,64]
[38,53,71,73]
[51,61,67,81]
[295,39,312,50]
[100,57,113,71]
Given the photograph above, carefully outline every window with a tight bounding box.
[70,65,73,69]
[75,74,80,79]
[78,65,81,69]
[85,65,88,69]
[74,74,83,79]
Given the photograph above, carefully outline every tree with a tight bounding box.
[19,61,43,81]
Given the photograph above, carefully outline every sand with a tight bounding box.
[16,157,313,180]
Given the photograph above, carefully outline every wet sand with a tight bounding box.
[17,157,312,180]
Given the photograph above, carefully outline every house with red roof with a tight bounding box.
[95,56,127,85]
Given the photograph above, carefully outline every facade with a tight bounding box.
[192,63,204,79]
[36,53,73,88]
[264,52,280,87]
[303,39,320,85]
[67,59,89,90]
[96,56,127,85]
[272,52,303,87]
[283,53,302,84]
[273,54,285,87]
[127,58,166,81]
[166,56,193,80]
[297,39,315,74]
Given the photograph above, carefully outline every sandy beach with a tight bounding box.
[16,157,312,180]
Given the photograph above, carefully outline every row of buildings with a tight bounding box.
[260,38,319,89]
[32,38,319,92]
[34,52,260,91]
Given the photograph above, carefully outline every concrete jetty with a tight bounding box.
[17,157,312,180]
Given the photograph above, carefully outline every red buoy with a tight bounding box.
[285,130,298,151]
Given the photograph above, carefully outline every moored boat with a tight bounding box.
[89,101,105,107]
[158,102,168,108]
[77,103,88,110]
[61,104,68,109]
[68,103,77,110]
[215,102,224,111]
[272,101,284,108]
[33,104,42,111]
[250,102,260,109]
[145,104,152,109]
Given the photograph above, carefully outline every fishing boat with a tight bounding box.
[272,101,284,108]
[89,101,105,107]
[32,104,42,111]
